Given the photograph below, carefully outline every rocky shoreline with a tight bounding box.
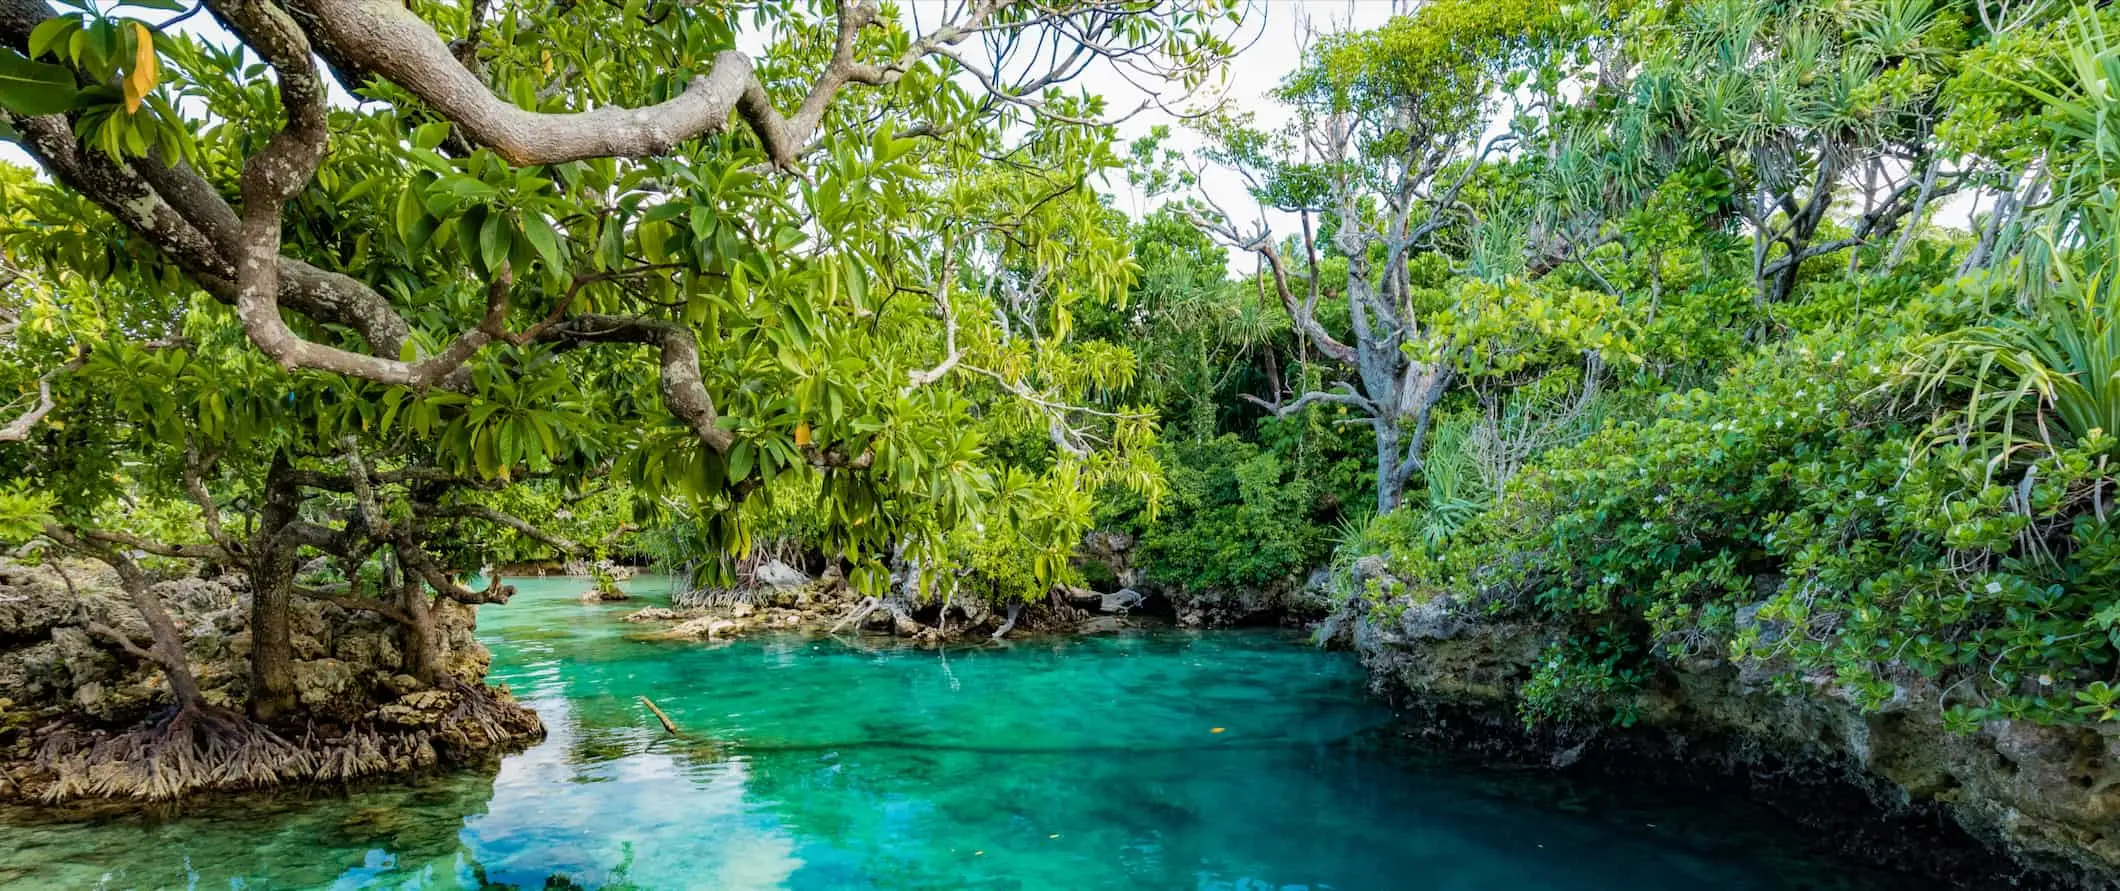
[0,561,542,804]
[1340,571,2120,890]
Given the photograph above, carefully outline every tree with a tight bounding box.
[1185,0,1568,513]
[0,0,1236,589]
[0,0,1232,796]
[1530,0,1973,305]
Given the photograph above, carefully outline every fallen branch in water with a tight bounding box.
[638,696,681,736]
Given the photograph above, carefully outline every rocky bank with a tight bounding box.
[1342,557,2120,889]
[0,560,541,803]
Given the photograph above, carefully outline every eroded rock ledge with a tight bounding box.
[0,561,542,803]
[1346,581,2120,889]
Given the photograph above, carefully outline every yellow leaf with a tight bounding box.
[793,421,813,447]
[123,22,158,114]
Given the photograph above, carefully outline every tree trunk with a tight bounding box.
[247,456,301,721]
[125,580,206,708]
[400,579,444,686]
[1374,418,1406,514]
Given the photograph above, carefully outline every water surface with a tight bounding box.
[0,576,1924,889]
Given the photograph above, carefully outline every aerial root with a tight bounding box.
[35,705,315,802]
[23,684,542,803]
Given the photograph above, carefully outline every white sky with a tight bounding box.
[3,0,1963,258]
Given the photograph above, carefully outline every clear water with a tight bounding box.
[0,576,1925,890]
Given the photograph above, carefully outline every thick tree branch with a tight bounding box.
[546,313,735,451]
[1240,384,1374,418]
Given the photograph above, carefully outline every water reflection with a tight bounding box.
[0,577,1926,890]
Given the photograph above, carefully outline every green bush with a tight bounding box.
[1363,271,2120,729]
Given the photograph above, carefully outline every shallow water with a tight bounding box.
[0,576,1927,890]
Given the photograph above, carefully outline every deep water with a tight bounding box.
[0,576,1933,890]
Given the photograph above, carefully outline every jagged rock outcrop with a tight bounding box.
[1160,568,1335,628]
[0,560,541,802]
[1348,574,2120,889]
[1076,532,1333,627]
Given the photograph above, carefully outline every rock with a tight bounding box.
[756,560,811,589]
[1058,585,1101,608]
[292,658,357,708]
[0,557,542,805]
[730,602,754,618]
[1355,594,2120,888]
[380,673,423,696]
[1100,588,1145,613]
[0,563,91,641]
[377,689,455,728]
[669,617,745,639]
[580,586,631,604]
[1080,531,1143,588]
[622,607,683,623]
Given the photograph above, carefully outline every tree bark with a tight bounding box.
[247,455,302,721]
[1374,418,1406,514]
[399,572,444,686]
[43,526,208,709]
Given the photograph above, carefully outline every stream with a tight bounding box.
[0,576,1930,889]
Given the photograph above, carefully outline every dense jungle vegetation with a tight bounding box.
[0,0,2117,803]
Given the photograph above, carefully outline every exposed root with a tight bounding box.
[20,684,543,804]
[829,595,882,633]
[991,601,1023,640]
[433,679,543,754]
[35,706,314,802]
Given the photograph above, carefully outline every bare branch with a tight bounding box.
[0,355,85,443]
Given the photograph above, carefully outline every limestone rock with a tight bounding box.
[1355,592,2120,888]
[669,616,746,639]
[756,560,811,589]
[580,585,631,604]
[378,689,455,728]
[293,658,357,708]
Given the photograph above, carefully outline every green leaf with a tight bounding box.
[727,440,754,483]
[480,209,510,273]
[413,121,451,150]
[0,47,81,116]
[394,184,428,245]
[520,212,565,270]
[28,17,80,60]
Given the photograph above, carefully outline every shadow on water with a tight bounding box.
[0,576,1949,890]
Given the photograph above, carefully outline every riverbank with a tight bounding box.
[0,578,1940,889]
[0,561,542,804]
[1340,566,2120,891]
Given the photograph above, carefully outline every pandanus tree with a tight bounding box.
[1529,0,1973,305]
[0,0,1233,794]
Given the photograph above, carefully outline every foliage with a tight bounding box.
[1112,433,1336,592]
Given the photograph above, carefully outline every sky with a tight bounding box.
[0,0,1383,231]
[0,0,1965,256]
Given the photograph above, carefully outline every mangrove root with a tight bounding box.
[23,684,543,803]
[35,705,315,802]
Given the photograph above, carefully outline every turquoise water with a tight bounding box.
[0,576,1922,890]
